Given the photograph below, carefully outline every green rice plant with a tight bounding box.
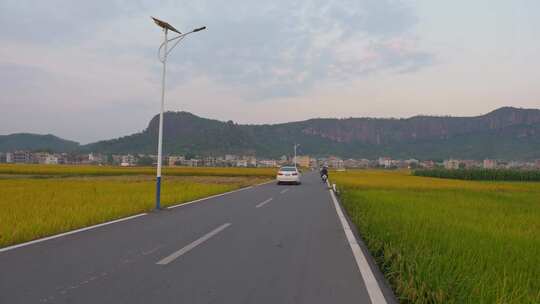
[333,170,540,303]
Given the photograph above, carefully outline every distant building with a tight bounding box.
[483,159,497,169]
[32,152,59,165]
[444,159,460,170]
[236,160,248,167]
[13,151,31,163]
[378,157,392,168]
[5,152,13,163]
[484,159,497,169]
[420,160,435,169]
[294,155,311,167]
[243,156,257,167]
[203,156,218,167]
[120,154,137,167]
[461,160,480,169]
[536,160,540,169]
[88,153,104,164]
[258,159,277,167]
[344,158,370,169]
[328,156,344,169]
[168,155,185,167]
[56,153,69,164]
[185,159,200,167]
[45,154,58,165]
[405,159,419,169]
[225,154,237,161]
[33,152,49,164]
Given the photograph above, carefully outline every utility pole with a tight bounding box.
[152,17,206,209]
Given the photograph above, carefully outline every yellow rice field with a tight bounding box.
[0,165,273,248]
[332,170,540,303]
[0,164,277,177]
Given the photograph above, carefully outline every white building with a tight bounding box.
[88,153,103,164]
[225,154,237,161]
[168,155,185,167]
[236,160,248,167]
[258,159,277,167]
[378,157,392,168]
[483,159,497,169]
[44,154,59,165]
[444,159,460,170]
[5,152,13,163]
[121,154,137,166]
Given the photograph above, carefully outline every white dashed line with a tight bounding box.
[156,223,232,265]
[255,198,273,208]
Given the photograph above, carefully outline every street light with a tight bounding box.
[294,144,300,168]
[152,17,206,210]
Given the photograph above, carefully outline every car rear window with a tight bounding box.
[280,167,297,172]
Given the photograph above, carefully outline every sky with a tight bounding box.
[1,0,539,143]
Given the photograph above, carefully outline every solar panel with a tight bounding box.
[151,17,181,34]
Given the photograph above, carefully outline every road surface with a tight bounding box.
[0,172,394,304]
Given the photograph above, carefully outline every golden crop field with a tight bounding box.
[0,164,277,177]
[332,170,540,304]
[0,165,274,248]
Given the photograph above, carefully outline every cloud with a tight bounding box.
[166,0,433,98]
[0,0,436,142]
[0,0,433,99]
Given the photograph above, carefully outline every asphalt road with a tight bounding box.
[0,172,393,304]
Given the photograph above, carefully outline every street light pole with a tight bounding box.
[156,28,168,210]
[294,144,299,168]
[152,17,206,210]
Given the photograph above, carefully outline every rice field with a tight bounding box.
[0,164,276,177]
[332,170,540,304]
[0,165,273,248]
[414,168,540,181]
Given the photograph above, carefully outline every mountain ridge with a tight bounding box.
[0,133,80,152]
[84,106,540,160]
[3,107,540,160]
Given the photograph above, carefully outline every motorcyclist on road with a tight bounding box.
[320,166,329,181]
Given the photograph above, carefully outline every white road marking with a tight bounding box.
[0,213,147,253]
[280,188,289,194]
[255,198,273,208]
[255,180,276,186]
[328,189,388,304]
[156,223,232,265]
[167,186,253,209]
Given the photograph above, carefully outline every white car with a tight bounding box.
[276,166,301,185]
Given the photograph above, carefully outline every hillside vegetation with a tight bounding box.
[4,107,540,159]
[0,133,79,152]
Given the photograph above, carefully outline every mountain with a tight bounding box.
[84,107,540,160]
[0,133,80,152]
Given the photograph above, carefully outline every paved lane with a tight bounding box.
[0,172,391,304]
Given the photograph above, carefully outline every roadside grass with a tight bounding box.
[332,170,540,304]
[0,164,276,178]
[0,175,267,248]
